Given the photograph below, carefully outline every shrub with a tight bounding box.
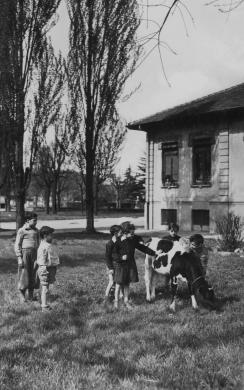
[215,212,243,252]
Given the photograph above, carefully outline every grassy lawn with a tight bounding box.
[0,234,243,389]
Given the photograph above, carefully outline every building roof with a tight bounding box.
[127,82,244,130]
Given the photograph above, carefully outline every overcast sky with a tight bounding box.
[51,0,244,174]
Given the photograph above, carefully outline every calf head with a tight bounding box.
[156,239,173,253]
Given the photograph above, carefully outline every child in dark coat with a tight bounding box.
[104,225,121,304]
[114,221,155,310]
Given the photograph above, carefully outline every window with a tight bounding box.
[192,138,212,185]
[162,142,179,186]
[192,210,209,231]
[161,209,177,226]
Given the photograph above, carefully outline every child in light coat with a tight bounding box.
[14,212,39,302]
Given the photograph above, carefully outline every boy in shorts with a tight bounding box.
[37,226,60,312]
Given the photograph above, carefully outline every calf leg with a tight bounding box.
[188,282,198,310]
[150,272,156,301]
[145,255,153,302]
[169,276,178,312]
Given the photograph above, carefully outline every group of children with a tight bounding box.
[14,212,59,312]
[104,221,209,309]
[14,213,209,312]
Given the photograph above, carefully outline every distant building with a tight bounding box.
[128,83,244,232]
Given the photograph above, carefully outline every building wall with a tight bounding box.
[229,120,244,218]
[146,117,244,232]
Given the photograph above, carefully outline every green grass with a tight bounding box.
[0,235,243,389]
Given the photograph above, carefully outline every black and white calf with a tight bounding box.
[145,238,185,302]
[145,238,215,311]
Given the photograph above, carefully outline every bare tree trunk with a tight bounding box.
[84,3,95,233]
[5,176,11,211]
[52,178,57,214]
[15,102,26,230]
[45,188,50,214]
[94,177,99,216]
[16,191,25,230]
[86,158,95,232]
[5,196,11,212]
[116,193,121,209]
[57,189,61,211]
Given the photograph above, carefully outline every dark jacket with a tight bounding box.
[113,235,155,284]
[105,239,118,270]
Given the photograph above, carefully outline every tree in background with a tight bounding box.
[136,152,146,203]
[110,174,124,209]
[34,114,70,214]
[67,0,140,232]
[72,117,126,214]
[0,0,61,228]
[110,165,145,210]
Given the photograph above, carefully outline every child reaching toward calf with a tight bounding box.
[113,221,155,310]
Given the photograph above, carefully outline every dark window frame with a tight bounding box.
[192,209,210,231]
[192,138,212,186]
[161,209,177,226]
[162,142,179,187]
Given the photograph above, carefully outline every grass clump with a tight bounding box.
[216,212,243,252]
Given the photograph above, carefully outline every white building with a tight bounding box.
[128,83,244,232]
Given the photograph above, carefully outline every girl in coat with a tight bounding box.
[113,221,155,310]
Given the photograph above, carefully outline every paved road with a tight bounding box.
[0,215,145,232]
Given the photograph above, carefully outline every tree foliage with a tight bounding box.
[0,0,61,228]
[67,0,140,232]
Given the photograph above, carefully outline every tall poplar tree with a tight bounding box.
[0,0,61,228]
[67,0,140,232]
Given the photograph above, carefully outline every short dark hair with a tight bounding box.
[120,221,135,234]
[24,212,38,222]
[40,226,55,239]
[110,225,121,236]
[168,222,179,232]
[189,234,204,245]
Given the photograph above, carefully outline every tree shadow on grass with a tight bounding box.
[54,231,110,241]
[59,253,104,268]
[0,257,18,274]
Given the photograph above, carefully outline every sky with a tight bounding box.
[50,0,244,174]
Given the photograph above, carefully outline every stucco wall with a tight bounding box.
[146,117,244,232]
[229,124,244,220]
